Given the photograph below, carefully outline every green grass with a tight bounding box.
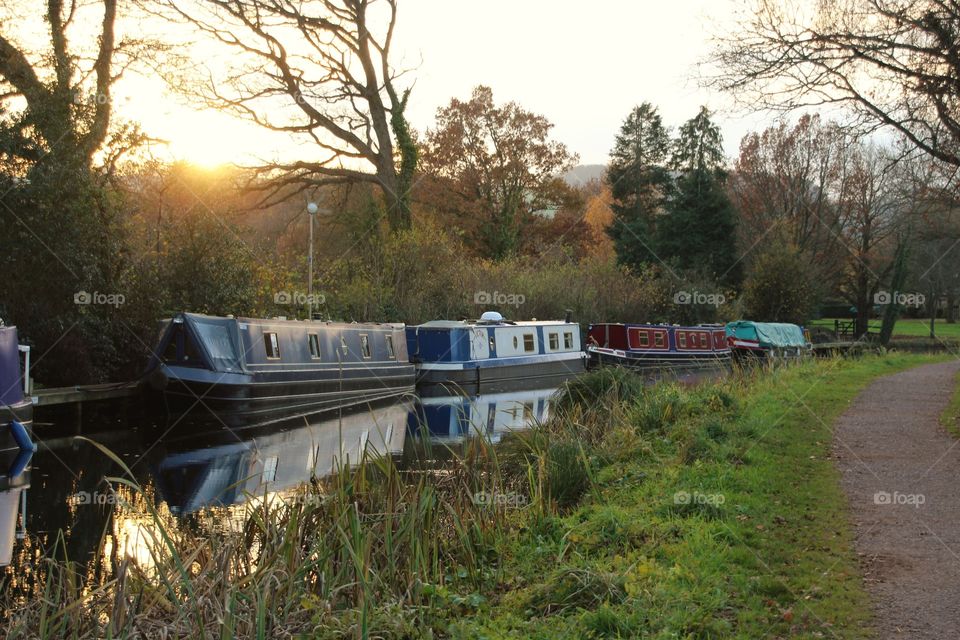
[810,317,960,338]
[940,369,960,437]
[4,355,948,638]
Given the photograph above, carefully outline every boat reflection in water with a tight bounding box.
[0,469,29,567]
[408,386,560,445]
[147,399,412,515]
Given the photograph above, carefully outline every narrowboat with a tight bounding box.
[406,312,587,394]
[586,323,730,369]
[0,324,34,478]
[149,399,410,514]
[143,313,415,421]
[409,386,558,444]
[725,321,810,361]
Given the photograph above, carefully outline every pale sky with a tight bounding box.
[85,0,773,167]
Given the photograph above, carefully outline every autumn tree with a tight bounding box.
[712,0,960,167]
[741,244,818,324]
[606,102,672,271]
[153,0,418,230]
[729,115,852,287]
[421,85,576,258]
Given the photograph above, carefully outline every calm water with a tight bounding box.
[0,365,727,598]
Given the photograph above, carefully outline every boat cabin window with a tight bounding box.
[678,332,687,348]
[359,334,372,359]
[340,336,348,356]
[308,333,321,359]
[564,331,574,349]
[264,332,281,359]
[263,456,278,483]
[385,335,395,359]
[699,333,708,348]
[161,325,205,367]
[523,333,535,353]
[638,332,650,347]
[549,333,559,350]
[654,332,665,348]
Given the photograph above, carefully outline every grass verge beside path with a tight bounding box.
[453,354,948,639]
[940,368,960,437]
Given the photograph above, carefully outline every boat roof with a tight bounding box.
[589,322,724,329]
[175,312,405,330]
[413,319,575,329]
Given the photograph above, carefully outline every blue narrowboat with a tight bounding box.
[586,322,731,369]
[143,313,415,421]
[0,323,32,567]
[406,312,587,394]
[0,324,33,476]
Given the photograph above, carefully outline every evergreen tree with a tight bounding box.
[606,103,672,270]
[657,107,741,285]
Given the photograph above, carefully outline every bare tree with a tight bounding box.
[711,0,960,166]
[152,0,418,230]
[729,115,852,284]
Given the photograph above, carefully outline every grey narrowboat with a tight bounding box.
[143,313,415,420]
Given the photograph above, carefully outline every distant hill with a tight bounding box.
[562,164,606,188]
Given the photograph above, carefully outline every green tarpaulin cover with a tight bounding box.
[725,321,807,348]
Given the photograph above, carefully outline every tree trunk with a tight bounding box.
[879,237,910,346]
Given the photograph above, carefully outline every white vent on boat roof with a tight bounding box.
[479,311,505,323]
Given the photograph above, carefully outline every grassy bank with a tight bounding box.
[3,355,944,638]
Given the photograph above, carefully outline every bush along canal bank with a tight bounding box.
[1,354,948,639]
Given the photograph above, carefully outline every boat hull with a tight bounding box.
[415,354,585,396]
[588,348,731,370]
[145,364,415,424]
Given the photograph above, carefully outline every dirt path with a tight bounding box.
[834,360,960,639]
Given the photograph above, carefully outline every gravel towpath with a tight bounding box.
[834,360,960,638]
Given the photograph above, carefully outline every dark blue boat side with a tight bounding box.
[143,313,415,422]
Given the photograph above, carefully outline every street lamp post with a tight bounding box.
[307,202,319,320]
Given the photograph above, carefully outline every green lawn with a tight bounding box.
[810,317,960,338]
